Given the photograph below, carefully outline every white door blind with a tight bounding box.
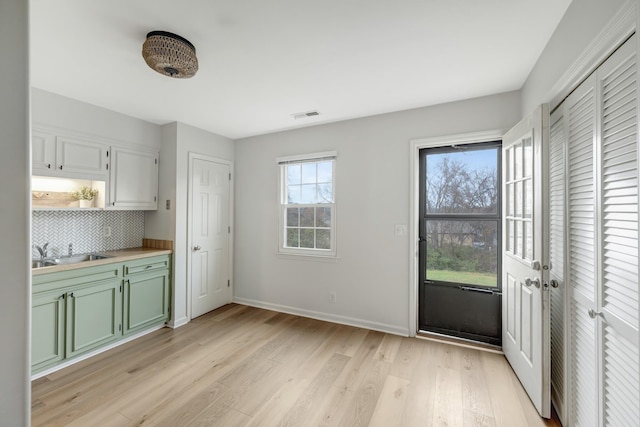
[566,74,599,427]
[598,35,640,427]
[549,110,566,422]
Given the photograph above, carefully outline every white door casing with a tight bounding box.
[502,104,551,418]
[189,155,232,318]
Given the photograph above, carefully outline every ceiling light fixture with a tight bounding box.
[142,31,198,78]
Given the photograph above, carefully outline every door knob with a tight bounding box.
[524,277,540,288]
[550,279,559,288]
[193,245,201,251]
[588,309,602,319]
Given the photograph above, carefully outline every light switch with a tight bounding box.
[394,224,408,236]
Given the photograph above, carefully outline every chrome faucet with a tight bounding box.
[68,243,73,256]
[33,243,49,259]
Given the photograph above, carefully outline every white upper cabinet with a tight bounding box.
[109,147,158,210]
[56,136,108,177]
[32,130,108,179]
[32,131,56,172]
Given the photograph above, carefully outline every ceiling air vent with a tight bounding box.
[292,110,320,120]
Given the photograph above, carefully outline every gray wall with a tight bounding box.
[234,91,521,334]
[145,122,235,327]
[0,1,30,424]
[522,0,630,113]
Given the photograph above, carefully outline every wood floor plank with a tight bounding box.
[31,304,562,427]
[368,375,410,427]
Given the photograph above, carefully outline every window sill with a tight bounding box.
[276,252,339,263]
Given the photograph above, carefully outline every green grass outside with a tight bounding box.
[427,269,497,287]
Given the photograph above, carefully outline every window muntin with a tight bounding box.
[279,153,336,256]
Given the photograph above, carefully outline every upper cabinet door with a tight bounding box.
[32,131,56,172]
[56,136,108,177]
[109,147,158,210]
[32,130,109,179]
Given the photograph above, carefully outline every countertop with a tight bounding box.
[32,247,172,276]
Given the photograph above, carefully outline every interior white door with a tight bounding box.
[502,105,551,418]
[190,157,231,318]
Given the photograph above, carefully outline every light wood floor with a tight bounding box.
[32,304,562,427]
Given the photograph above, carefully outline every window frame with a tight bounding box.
[277,151,337,258]
[419,141,502,290]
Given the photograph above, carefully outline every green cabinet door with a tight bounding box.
[32,291,65,372]
[66,278,122,358]
[123,257,170,335]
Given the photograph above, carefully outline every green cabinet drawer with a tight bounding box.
[124,256,169,276]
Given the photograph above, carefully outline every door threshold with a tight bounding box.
[417,330,503,354]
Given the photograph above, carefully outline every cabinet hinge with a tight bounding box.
[228,279,230,287]
[106,163,109,170]
[106,150,109,158]
[119,285,122,292]
[154,196,157,202]
[155,158,158,165]
[228,226,231,234]
[118,324,122,331]
[229,172,231,181]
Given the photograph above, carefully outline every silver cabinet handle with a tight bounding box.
[524,277,540,288]
[193,245,201,251]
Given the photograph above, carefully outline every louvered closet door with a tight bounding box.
[561,34,640,427]
[597,35,639,427]
[565,73,599,427]
[549,109,566,424]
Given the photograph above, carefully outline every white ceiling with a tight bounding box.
[30,0,572,139]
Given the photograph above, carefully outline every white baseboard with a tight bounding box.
[233,297,410,337]
[167,316,190,329]
[31,324,165,380]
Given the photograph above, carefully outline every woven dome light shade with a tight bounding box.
[142,31,198,78]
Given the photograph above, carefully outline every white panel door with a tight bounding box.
[502,104,551,418]
[190,157,231,318]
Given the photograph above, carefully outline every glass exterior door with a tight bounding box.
[418,142,502,345]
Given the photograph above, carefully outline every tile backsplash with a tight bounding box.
[32,210,144,258]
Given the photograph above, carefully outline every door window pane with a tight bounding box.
[523,136,533,178]
[425,220,498,287]
[425,148,499,215]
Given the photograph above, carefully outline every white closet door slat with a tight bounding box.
[549,110,566,420]
[567,79,596,302]
[600,38,639,329]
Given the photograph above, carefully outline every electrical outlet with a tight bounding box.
[329,291,337,303]
[103,226,112,237]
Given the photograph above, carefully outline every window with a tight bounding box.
[420,142,501,288]
[278,152,336,257]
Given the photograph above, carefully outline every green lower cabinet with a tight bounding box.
[31,254,171,375]
[32,292,65,372]
[66,278,122,358]
[123,269,170,335]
